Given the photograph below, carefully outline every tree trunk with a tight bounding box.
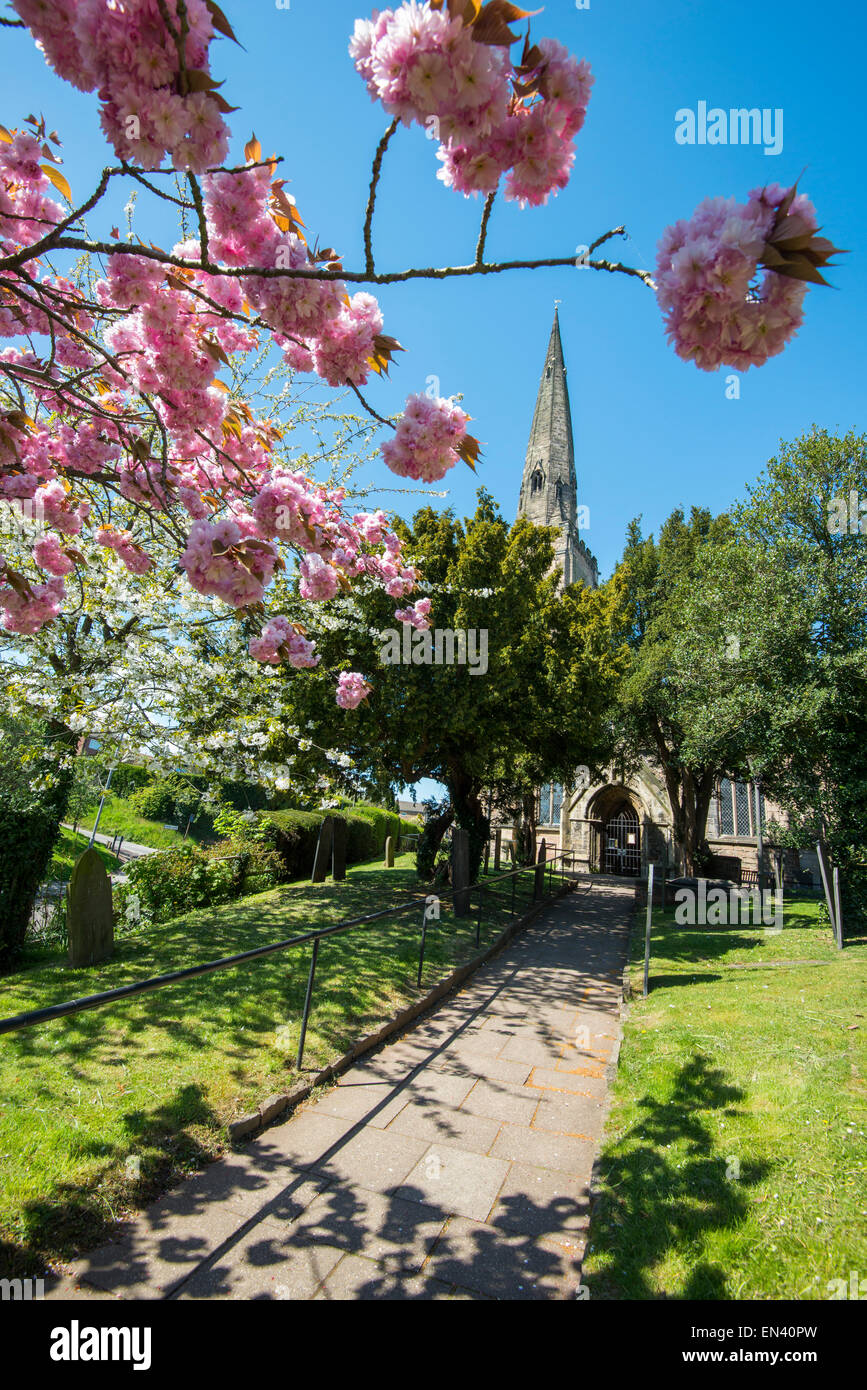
[416,804,454,882]
[447,764,489,882]
[653,728,713,877]
[516,791,537,867]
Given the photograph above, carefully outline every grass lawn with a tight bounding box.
[0,854,540,1277]
[48,828,119,880]
[582,897,867,1300]
[75,793,195,851]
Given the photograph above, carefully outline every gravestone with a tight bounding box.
[384,835,395,868]
[67,848,114,967]
[311,816,334,884]
[452,827,471,917]
[332,817,347,882]
[494,828,502,871]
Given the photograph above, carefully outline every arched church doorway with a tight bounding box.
[586,786,642,877]
[604,806,640,876]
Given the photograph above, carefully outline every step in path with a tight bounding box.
[53,882,634,1302]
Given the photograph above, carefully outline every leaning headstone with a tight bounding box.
[494,828,502,872]
[332,817,347,882]
[67,848,114,967]
[452,827,471,917]
[384,835,395,868]
[311,817,334,884]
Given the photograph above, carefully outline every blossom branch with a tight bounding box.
[475,193,496,267]
[349,384,397,429]
[363,118,399,277]
[2,233,654,287]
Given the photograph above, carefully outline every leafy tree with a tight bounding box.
[614,506,733,876]
[178,490,628,880]
[669,428,867,917]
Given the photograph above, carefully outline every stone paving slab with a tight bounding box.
[57,881,632,1301]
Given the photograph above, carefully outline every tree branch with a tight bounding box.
[349,384,396,428]
[475,193,496,267]
[363,118,399,277]
[3,235,655,288]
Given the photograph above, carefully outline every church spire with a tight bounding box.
[517,307,597,589]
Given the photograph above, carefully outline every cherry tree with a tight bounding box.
[0,0,843,675]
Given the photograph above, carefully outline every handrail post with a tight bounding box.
[296,937,320,1070]
[475,886,482,948]
[417,901,429,988]
[643,863,654,998]
[511,872,516,916]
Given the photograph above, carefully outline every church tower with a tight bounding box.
[517,307,598,589]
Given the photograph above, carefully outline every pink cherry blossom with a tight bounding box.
[394,596,431,630]
[336,671,373,710]
[299,552,341,602]
[353,4,592,209]
[14,0,230,172]
[249,616,320,668]
[33,534,76,577]
[656,185,818,371]
[381,392,470,482]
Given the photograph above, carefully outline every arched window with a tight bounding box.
[530,466,544,494]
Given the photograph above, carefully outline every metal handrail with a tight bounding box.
[0,850,574,1068]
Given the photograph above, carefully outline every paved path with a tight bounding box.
[58,882,633,1302]
[62,825,158,867]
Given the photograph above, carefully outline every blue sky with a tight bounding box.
[3,0,864,800]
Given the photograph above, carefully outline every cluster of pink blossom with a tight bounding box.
[299,552,341,602]
[655,185,817,371]
[34,481,90,535]
[33,534,76,578]
[394,596,432,630]
[101,276,231,447]
[181,518,279,608]
[202,170,389,389]
[352,3,508,142]
[248,616,320,669]
[13,0,230,172]
[381,392,470,482]
[0,566,65,635]
[96,526,153,575]
[311,293,384,388]
[351,6,593,207]
[336,671,373,711]
[203,169,345,341]
[0,131,64,256]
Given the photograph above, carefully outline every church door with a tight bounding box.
[603,807,641,877]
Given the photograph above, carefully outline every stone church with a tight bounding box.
[512,309,789,883]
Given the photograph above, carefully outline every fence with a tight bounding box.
[0,852,577,1070]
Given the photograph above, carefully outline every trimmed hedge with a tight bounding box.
[259,809,325,881]
[261,804,411,881]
